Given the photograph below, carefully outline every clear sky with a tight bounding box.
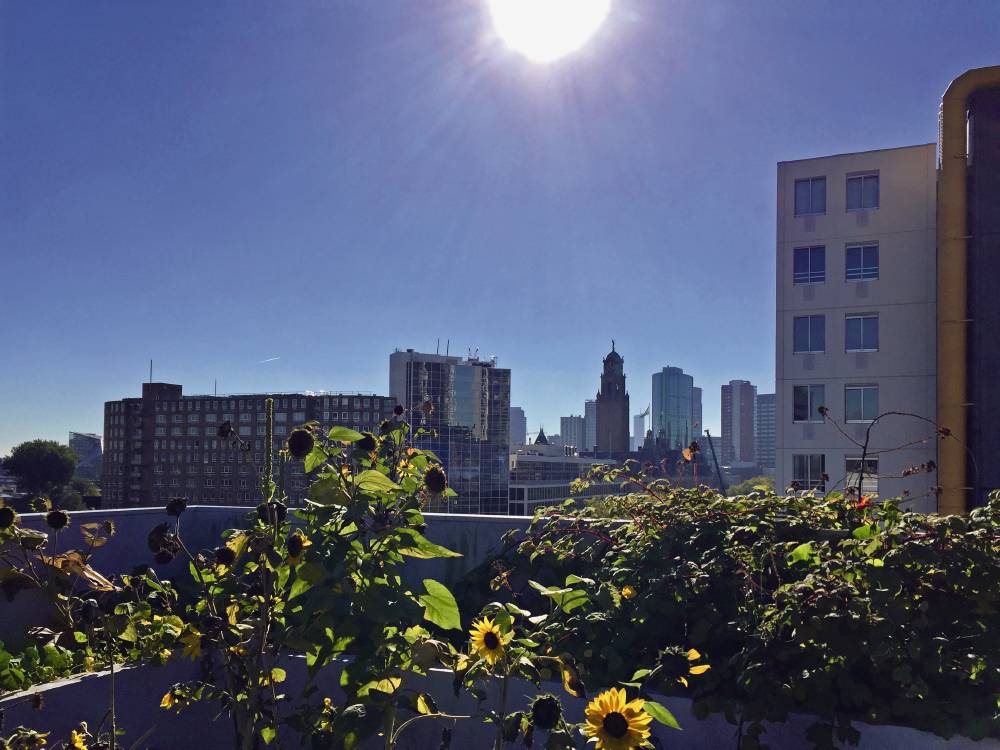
[2,0,999,455]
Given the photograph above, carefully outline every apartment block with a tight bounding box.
[102,382,395,508]
[721,380,756,466]
[754,393,776,475]
[775,144,938,508]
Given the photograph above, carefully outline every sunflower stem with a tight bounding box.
[493,672,509,750]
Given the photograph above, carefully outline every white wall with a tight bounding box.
[775,144,938,510]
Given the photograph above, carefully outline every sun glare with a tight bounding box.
[487,0,612,64]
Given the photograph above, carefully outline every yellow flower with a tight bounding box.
[469,616,512,666]
[583,688,653,750]
[285,531,312,565]
[677,648,711,688]
[160,690,176,709]
[621,585,637,600]
[180,627,202,660]
[69,730,88,750]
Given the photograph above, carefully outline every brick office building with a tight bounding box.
[102,382,395,507]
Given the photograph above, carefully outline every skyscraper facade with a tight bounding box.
[389,349,511,514]
[755,393,776,475]
[560,415,586,454]
[69,431,103,483]
[722,380,757,466]
[509,407,527,446]
[595,343,630,455]
[691,386,703,437]
[651,366,694,450]
[584,399,597,452]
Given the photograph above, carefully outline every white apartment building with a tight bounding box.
[775,144,939,511]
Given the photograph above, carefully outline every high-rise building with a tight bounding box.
[389,349,510,514]
[69,432,103,483]
[595,343,630,455]
[651,367,694,450]
[691,387,703,437]
[584,399,597,452]
[102,383,395,508]
[722,380,756,466]
[631,411,646,452]
[775,144,937,505]
[560,415,586,454]
[755,393,776,475]
[509,407,527,446]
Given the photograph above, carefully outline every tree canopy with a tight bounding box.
[3,440,79,494]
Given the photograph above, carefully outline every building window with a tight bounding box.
[846,172,879,210]
[845,314,878,352]
[793,246,825,285]
[846,243,879,281]
[274,412,288,423]
[845,457,879,496]
[845,385,879,423]
[792,454,826,491]
[793,385,825,423]
[239,413,251,423]
[794,177,826,215]
[292,411,305,423]
[793,315,825,353]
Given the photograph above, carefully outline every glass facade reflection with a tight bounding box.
[390,350,510,514]
[652,367,694,450]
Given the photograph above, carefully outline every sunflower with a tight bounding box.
[659,646,710,688]
[583,688,653,750]
[621,585,637,600]
[69,730,88,750]
[285,531,312,565]
[469,616,511,666]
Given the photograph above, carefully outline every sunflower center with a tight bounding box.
[483,631,500,650]
[602,711,629,738]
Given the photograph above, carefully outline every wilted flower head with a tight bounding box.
[0,506,17,529]
[356,433,377,453]
[420,399,435,417]
[530,694,563,730]
[45,509,70,531]
[217,421,234,438]
[257,500,287,525]
[286,428,315,459]
[393,404,405,416]
[424,466,447,495]
[165,496,187,517]
[154,550,175,565]
[214,546,236,566]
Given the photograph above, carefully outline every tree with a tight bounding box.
[3,440,78,495]
[51,478,100,510]
[727,474,775,496]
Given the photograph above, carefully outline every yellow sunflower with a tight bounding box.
[621,585,637,600]
[583,688,653,750]
[678,648,710,688]
[469,616,512,666]
[69,730,88,750]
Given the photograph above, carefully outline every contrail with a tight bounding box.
[259,356,280,363]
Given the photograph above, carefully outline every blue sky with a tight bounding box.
[2,0,999,455]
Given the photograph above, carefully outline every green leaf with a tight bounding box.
[416,693,437,715]
[419,579,461,631]
[117,622,138,643]
[261,726,276,745]
[528,580,589,614]
[642,700,681,730]
[308,476,351,506]
[852,524,875,540]
[304,447,328,473]
[270,667,286,684]
[397,529,462,559]
[357,676,401,696]
[788,542,817,566]
[328,426,363,442]
[354,470,400,493]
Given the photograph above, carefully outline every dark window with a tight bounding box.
[795,177,827,215]
[793,454,826,491]
[793,315,825,353]
[845,385,879,422]
[793,385,825,422]
[793,246,825,284]
[846,173,879,210]
[846,314,879,352]
[846,243,879,281]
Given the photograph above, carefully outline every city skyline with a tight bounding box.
[4,2,1000,456]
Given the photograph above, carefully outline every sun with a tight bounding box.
[487,0,612,64]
